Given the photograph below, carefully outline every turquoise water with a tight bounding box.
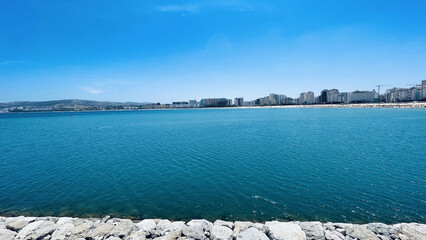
[0,108,425,223]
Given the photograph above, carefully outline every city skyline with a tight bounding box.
[1,1,426,102]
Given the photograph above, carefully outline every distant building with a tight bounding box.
[385,86,422,102]
[188,100,198,108]
[172,101,189,108]
[422,80,426,100]
[338,92,349,104]
[255,96,270,106]
[348,90,376,103]
[299,91,314,104]
[234,97,244,107]
[269,94,280,105]
[319,90,328,103]
[327,89,340,103]
[200,98,231,107]
[243,101,255,106]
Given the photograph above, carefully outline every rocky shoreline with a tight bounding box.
[1,216,425,240]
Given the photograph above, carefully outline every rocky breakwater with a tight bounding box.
[0,216,425,240]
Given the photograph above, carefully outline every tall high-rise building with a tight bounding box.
[327,89,340,103]
[422,80,426,100]
[269,94,280,105]
[189,100,197,108]
[234,97,244,107]
[348,90,376,103]
[299,91,314,104]
[200,98,231,107]
[320,90,328,103]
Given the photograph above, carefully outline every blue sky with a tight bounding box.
[1,0,426,103]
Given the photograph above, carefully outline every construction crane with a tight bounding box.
[376,84,391,103]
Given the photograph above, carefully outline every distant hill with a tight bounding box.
[0,99,154,108]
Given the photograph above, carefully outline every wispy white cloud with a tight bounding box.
[156,4,199,13]
[82,87,103,94]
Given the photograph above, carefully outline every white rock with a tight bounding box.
[187,219,213,233]
[136,219,157,232]
[324,230,345,240]
[0,228,17,240]
[298,221,324,240]
[233,221,255,236]
[172,221,187,231]
[213,220,233,229]
[109,219,136,238]
[55,217,75,225]
[211,225,233,240]
[51,222,75,240]
[87,223,114,239]
[106,237,121,240]
[181,225,205,240]
[397,223,426,240]
[266,221,306,240]
[6,220,29,232]
[126,229,147,240]
[253,223,267,233]
[345,225,378,240]
[366,223,397,237]
[71,219,96,238]
[154,230,182,240]
[236,227,269,240]
[15,220,57,240]
[157,219,174,234]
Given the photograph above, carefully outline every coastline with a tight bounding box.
[1,102,426,114]
[1,216,425,240]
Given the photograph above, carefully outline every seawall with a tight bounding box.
[1,216,425,240]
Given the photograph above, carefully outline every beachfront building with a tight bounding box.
[172,102,189,108]
[255,96,270,106]
[348,90,377,103]
[188,100,198,108]
[269,94,280,105]
[234,97,244,107]
[319,90,328,103]
[244,100,255,106]
[327,89,340,103]
[200,98,231,107]
[422,80,426,100]
[385,86,422,102]
[299,91,315,104]
[338,92,349,104]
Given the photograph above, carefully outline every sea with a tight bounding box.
[0,108,425,223]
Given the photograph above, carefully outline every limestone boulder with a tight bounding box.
[396,223,426,240]
[210,225,233,240]
[324,230,345,240]
[233,221,255,236]
[15,220,57,240]
[126,229,147,240]
[136,219,157,232]
[266,221,306,240]
[213,220,233,230]
[6,220,30,232]
[345,224,378,240]
[236,227,269,240]
[51,222,76,240]
[0,228,17,240]
[109,219,136,238]
[86,223,114,239]
[187,219,213,233]
[298,221,324,240]
[181,225,206,240]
